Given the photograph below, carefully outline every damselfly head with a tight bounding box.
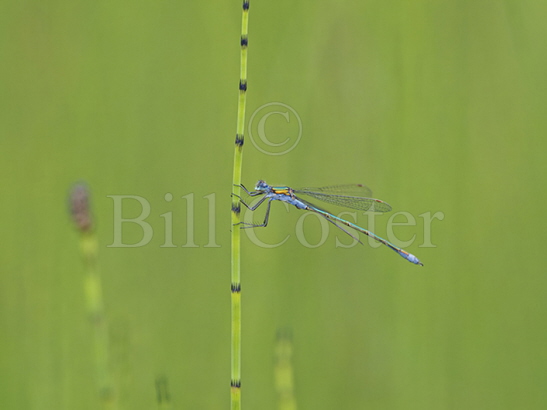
[255,180,268,191]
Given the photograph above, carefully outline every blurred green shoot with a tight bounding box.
[155,376,172,410]
[275,329,298,410]
[69,183,117,409]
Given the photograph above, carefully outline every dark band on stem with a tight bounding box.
[231,283,241,293]
[231,202,241,215]
[242,1,249,11]
[241,35,248,47]
[239,80,247,92]
[231,379,242,388]
[235,134,244,147]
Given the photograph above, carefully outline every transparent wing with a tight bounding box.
[295,185,392,213]
[297,184,373,198]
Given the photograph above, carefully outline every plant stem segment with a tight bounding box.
[231,1,249,409]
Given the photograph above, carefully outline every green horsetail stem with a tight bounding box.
[231,1,249,409]
[69,184,117,409]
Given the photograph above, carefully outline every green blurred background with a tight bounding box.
[1,1,546,409]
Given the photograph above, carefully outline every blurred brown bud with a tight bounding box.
[69,183,93,232]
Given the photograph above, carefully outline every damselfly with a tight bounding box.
[233,180,423,266]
